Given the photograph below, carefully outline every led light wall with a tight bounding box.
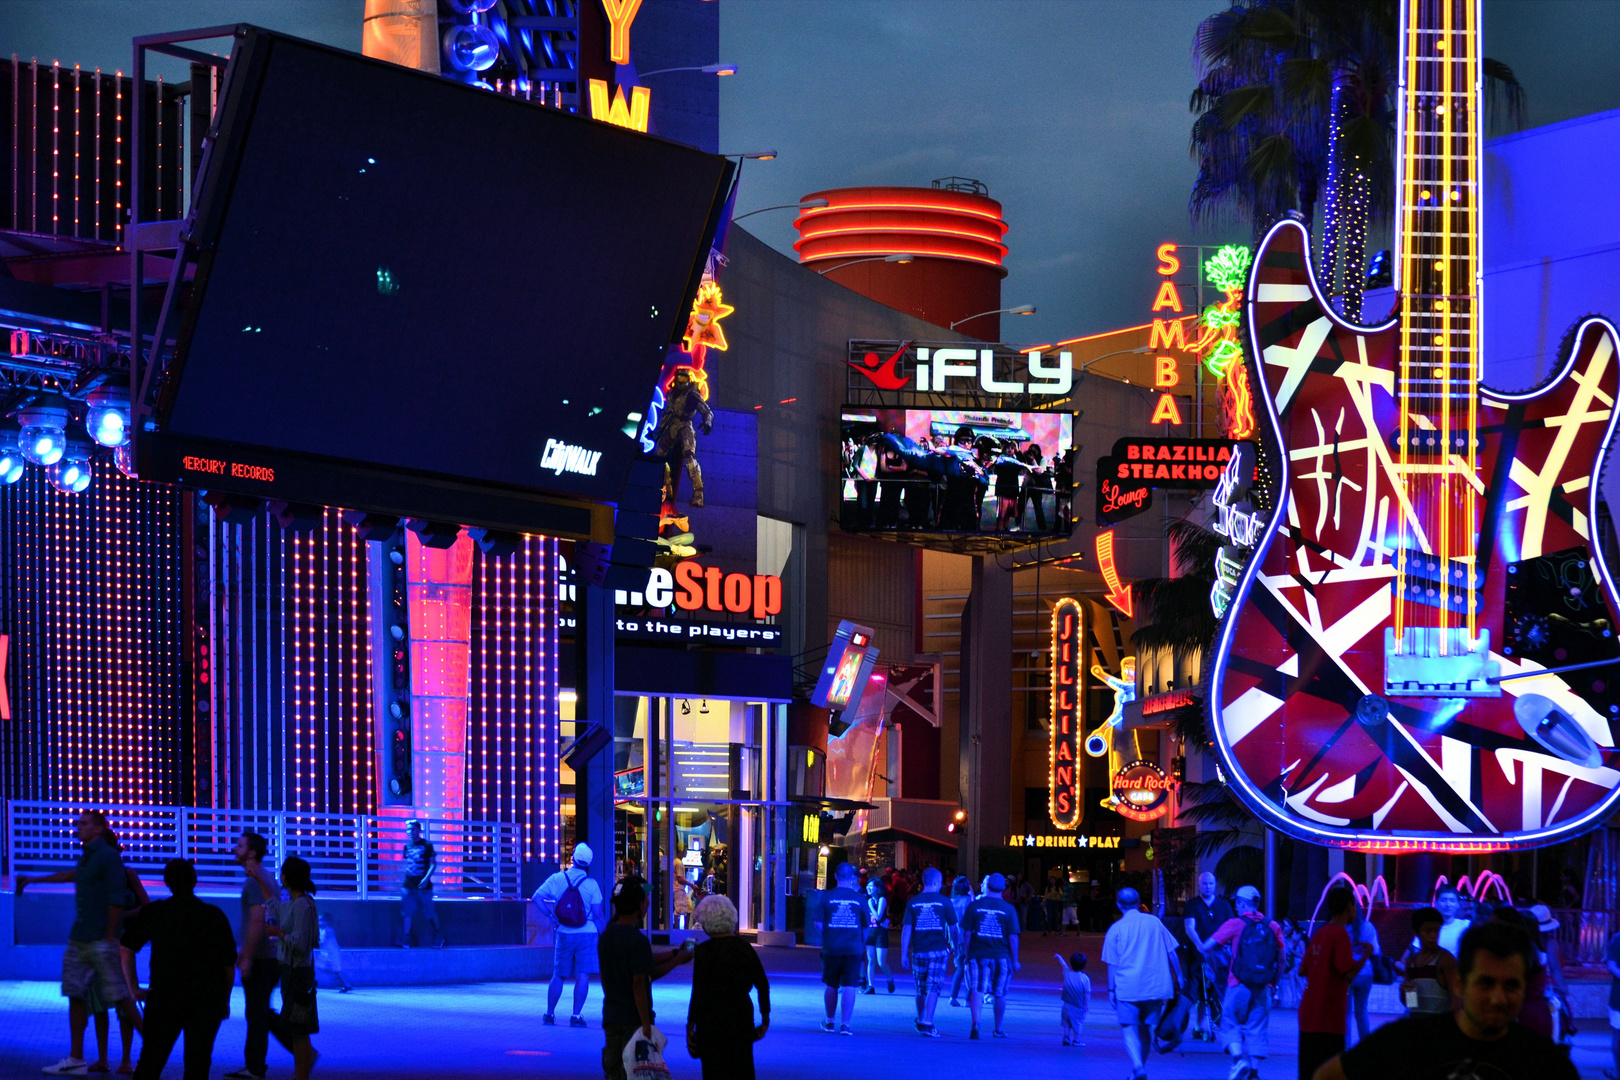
[204,507,374,813]
[0,462,186,804]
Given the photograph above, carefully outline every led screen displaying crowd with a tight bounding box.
[840,409,1074,535]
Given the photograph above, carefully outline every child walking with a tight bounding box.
[315,912,352,993]
[1055,951,1090,1046]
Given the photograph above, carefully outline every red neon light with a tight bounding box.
[1096,530,1133,617]
[1049,598,1084,829]
[793,221,1009,252]
[1141,688,1197,716]
[797,197,1008,227]
[799,243,1005,269]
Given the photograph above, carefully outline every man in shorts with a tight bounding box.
[961,872,1022,1039]
[820,862,869,1035]
[400,821,443,948]
[1102,886,1182,1080]
[533,841,606,1027]
[900,867,958,1037]
[17,809,143,1075]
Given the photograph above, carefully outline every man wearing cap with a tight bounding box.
[1203,885,1285,1080]
[1102,886,1182,1080]
[533,842,606,1028]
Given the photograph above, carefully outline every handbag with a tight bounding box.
[623,1025,673,1080]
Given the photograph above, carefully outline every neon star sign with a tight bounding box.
[682,281,734,353]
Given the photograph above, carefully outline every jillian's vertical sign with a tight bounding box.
[1049,597,1084,829]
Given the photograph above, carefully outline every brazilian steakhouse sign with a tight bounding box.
[1096,436,1242,526]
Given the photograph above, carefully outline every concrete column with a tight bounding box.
[574,581,617,904]
[957,556,1012,884]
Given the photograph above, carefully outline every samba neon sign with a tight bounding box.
[1048,597,1084,829]
[1149,244,1187,427]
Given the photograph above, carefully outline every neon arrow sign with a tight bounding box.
[1096,529,1133,617]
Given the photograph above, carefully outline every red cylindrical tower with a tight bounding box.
[793,183,1008,339]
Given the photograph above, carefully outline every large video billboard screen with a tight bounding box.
[144,28,733,536]
[840,408,1073,535]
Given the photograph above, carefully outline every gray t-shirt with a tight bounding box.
[241,876,280,960]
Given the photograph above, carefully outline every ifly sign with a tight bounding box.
[848,341,1072,396]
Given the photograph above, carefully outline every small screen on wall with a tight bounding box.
[839,407,1074,536]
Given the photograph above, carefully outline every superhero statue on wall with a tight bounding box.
[654,367,713,509]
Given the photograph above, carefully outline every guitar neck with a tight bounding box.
[1395,0,1483,403]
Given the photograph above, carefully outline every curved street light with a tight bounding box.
[733,197,829,223]
[949,304,1036,332]
[814,253,914,275]
[640,63,738,77]
[1079,345,1152,374]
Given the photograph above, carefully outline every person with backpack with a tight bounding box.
[533,842,607,1028]
[1202,884,1285,1080]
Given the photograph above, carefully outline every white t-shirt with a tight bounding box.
[1101,909,1180,1003]
[533,867,604,935]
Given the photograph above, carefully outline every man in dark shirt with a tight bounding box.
[225,830,278,1080]
[123,859,237,1080]
[961,872,1022,1040]
[401,821,443,948]
[18,808,142,1075]
[1184,872,1235,1040]
[598,879,692,1080]
[1311,920,1576,1080]
[900,867,958,1037]
[820,862,869,1035]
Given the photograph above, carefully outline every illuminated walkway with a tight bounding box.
[0,948,1612,1078]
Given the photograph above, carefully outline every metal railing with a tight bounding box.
[3,801,522,899]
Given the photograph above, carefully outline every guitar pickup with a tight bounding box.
[1394,556,1485,616]
[1384,627,1501,697]
[1388,429,1470,456]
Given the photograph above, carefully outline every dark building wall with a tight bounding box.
[633,0,720,154]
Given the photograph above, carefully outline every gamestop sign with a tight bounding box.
[647,563,782,621]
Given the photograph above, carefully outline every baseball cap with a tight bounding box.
[571,841,593,867]
[1235,884,1261,903]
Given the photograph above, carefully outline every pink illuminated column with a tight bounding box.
[406,529,474,820]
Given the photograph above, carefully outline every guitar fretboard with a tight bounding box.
[1393,0,1484,644]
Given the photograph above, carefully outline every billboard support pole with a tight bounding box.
[958,556,1012,884]
[574,581,618,903]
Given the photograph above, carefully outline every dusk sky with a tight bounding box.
[6,0,1618,342]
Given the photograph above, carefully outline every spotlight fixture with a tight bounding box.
[112,442,136,479]
[202,490,266,525]
[84,384,131,448]
[406,518,462,549]
[469,527,522,557]
[46,440,93,494]
[0,420,26,484]
[443,22,499,72]
[342,510,402,543]
[16,394,71,466]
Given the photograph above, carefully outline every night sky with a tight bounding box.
[5,0,1618,341]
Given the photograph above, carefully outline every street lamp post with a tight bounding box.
[733,197,828,223]
[639,63,739,78]
[948,304,1036,333]
[814,253,914,276]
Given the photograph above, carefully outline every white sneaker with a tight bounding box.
[42,1060,88,1076]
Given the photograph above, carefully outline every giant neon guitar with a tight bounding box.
[1209,0,1620,852]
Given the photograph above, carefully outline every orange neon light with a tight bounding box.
[588,79,650,132]
[1149,393,1184,425]
[1150,280,1183,313]
[797,198,1007,227]
[1020,315,1200,354]
[1155,242,1180,276]
[1148,318,1188,352]
[1096,530,1133,617]
[601,0,643,65]
[682,281,733,353]
[793,221,1009,250]
[1153,356,1180,388]
[802,243,1005,269]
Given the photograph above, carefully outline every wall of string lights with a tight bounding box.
[200,507,560,860]
[0,462,186,805]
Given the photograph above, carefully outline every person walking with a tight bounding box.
[1101,886,1182,1080]
[961,873,1022,1040]
[244,855,320,1080]
[1043,877,1063,937]
[1310,921,1578,1080]
[1184,871,1235,1040]
[17,809,144,1076]
[533,842,606,1028]
[1605,923,1620,1080]
[121,859,237,1080]
[1053,951,1090,1046]
[1203,885,1284,1080]
[900,867,957,1038]
[819,863,869,1035]
[948,874,975,1006]
[1397,906,1457,1017]
[599,879,693,1080]
[313,914,352,994]
[862,877,894,995]
[225,831,278,1080]
[1296,886,1371,1080]
[684,894,769,1080]
[92,830,149,1077]
[399,821,443,949]
[1344,897,1380,1046]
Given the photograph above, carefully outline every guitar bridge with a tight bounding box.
[1383,627,1501,697]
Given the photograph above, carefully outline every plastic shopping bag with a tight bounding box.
[623,1025,673,1080]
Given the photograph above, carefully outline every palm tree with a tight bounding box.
[1190,0,1526,318]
